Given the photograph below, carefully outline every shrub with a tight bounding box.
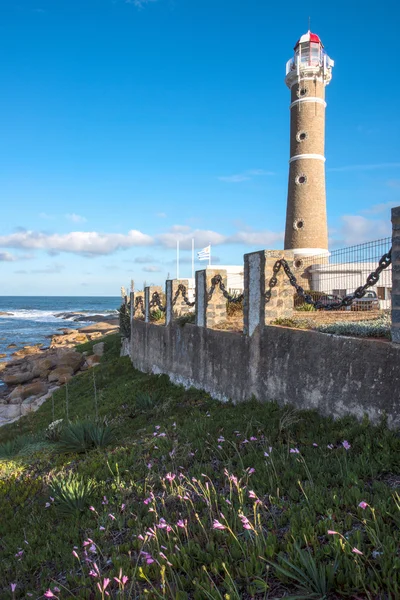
[48,472,95,516]
[118,302,131,338]
[150,308,165,322]
[0,435,37,459]
[315,314,390,339]
[45,419,64,442]
[135,390,165,411]
[175,312,195,326]
[57,420,117,454]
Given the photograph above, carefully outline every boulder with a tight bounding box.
[93,342,104,357]
[56,351,83,372]
[12,345,42,359]
[0,353,6,359]
[7,343,17,349]
[88,332,102,340]
[21,396,38,416]
[8,386,25,402]
[30,356,58,378]
[2,370,34,385]
[86,354,101,368]
[48,366,74,384]
[0,404,21,419]
[22,381,48,399]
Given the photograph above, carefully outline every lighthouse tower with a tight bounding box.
[284,31,334,258]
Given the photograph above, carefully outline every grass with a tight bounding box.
[0,333,399,598]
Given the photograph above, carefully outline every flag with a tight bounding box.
[197,245,210,261]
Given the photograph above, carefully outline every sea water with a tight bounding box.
[0,296,120,359]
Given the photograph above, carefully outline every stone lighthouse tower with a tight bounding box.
[284,31,334,258]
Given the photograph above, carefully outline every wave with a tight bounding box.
[0,309,118,323]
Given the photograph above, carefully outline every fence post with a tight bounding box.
[195,268,228,328]
[165,279,192,325]
[392,207,400,344]
[129,291,134,323]
[144,285,163,323]
[243,250,295,336]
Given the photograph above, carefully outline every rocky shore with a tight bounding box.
[0,318,119,427]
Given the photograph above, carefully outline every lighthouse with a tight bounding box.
[284,31,334,258]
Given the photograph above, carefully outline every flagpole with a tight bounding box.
[177,240,180,280]
[191,238,194,280]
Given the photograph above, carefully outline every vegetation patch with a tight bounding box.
[0,333,399,598]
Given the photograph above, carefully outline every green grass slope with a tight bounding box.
[0,333,399,599]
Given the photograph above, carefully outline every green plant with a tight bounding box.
[268,542,338,599]
[0,435,37,459]
[271,317,307,328]
[57,420,117,454]
[45,418,64,442]
[296,302,316,312]
[135,390,165,411]
[175,312,195,326]
[150,308,164,322]
[48,472,95,516]
[315,314,390,339]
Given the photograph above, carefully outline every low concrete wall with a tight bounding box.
[130,321,400,428]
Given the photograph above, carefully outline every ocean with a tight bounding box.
[0,296,120,360]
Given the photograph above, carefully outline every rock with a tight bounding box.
[0,404,21,419]
[86,354,101,368]
[20,396,38,416]
[30,356,58,378]
[12,345,42,359]
[88,332,103,340]
[0,312,13,316]
[93,342,104,356]
[48,366,74,384]
[0,353,6,359]
[7,343,17,349]
[79,322,119,334]
[2,370,34,385]
[56,351,83,372]
[8,381,48,402]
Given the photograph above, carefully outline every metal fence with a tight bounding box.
[294,237,392,312]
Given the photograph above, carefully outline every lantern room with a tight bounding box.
[285,30,334,87]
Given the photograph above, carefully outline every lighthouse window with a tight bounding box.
[296,130,308,142]
[297,86,309,98]
[295,174,307,185]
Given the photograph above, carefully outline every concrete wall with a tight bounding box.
[130,320,400,428]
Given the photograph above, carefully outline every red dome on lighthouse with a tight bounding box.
[294,31,323,50]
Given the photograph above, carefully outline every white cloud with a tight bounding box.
[328,163,400,173]
[334,215,391,246]
[227,230,284,246]
[66,213,87,223]
[0,230,154,256]
[218,169,275,183]
[157,228,226,250]
[143,265,161,272]
[133,254,156,263]
[0,252,17,262]
[362,201,398,215]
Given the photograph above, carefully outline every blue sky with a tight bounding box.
[0,0,399,295]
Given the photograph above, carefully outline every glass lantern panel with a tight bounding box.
[310,42,321,65]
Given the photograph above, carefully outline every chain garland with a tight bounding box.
[172,284,196,307]
[265,248,392,310]
[207,274,244,304]
[134,295,145,316]
[149,291,166,312]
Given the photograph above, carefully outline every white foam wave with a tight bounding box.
[0,309,63,323]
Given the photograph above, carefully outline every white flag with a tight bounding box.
[197,245,210,261]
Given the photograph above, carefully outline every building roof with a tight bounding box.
[294,31,323,49]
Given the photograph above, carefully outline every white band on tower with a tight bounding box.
[289,98,327,109]
[289,154,326,163]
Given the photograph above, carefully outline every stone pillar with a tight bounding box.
[165,279,193,325]
[195,268,228,328]
[133,292,145,320]
[391,207,400,344]
[129,291,134,323]
[244,250,294,336]
[144,286,163,323]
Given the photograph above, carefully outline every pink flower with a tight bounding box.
[249,490,258,499]
[327,530,340,535]
[217,445,222,449]
[177,519,187,528]
[89,570,99,578]
[352,547,363,555]
[147,462,152,469]
[358,501,368,510]
[247,467,255,475]
[121,503,126,511]
[44,590,56,598]
[264,451,270,457]
[15,550,24,559]
[10,584,17,592]
[217,436,225,442]
[53,587,60,593]
[313,443,318,447]
[342,440,351,451]
[89,506,97,512]
[327,444,334,450]
[213,519,226,530]
[102,496,108,505]
[99,525,105,531]
[165,472,176,482]
[45,502,51,508]
[250,436,257,441]
[240,516,252,530]
[72,550,79,559]
[108,513,116,520]
[158,432,166,437]
[290,448,300,454]
[155,425,161,430]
